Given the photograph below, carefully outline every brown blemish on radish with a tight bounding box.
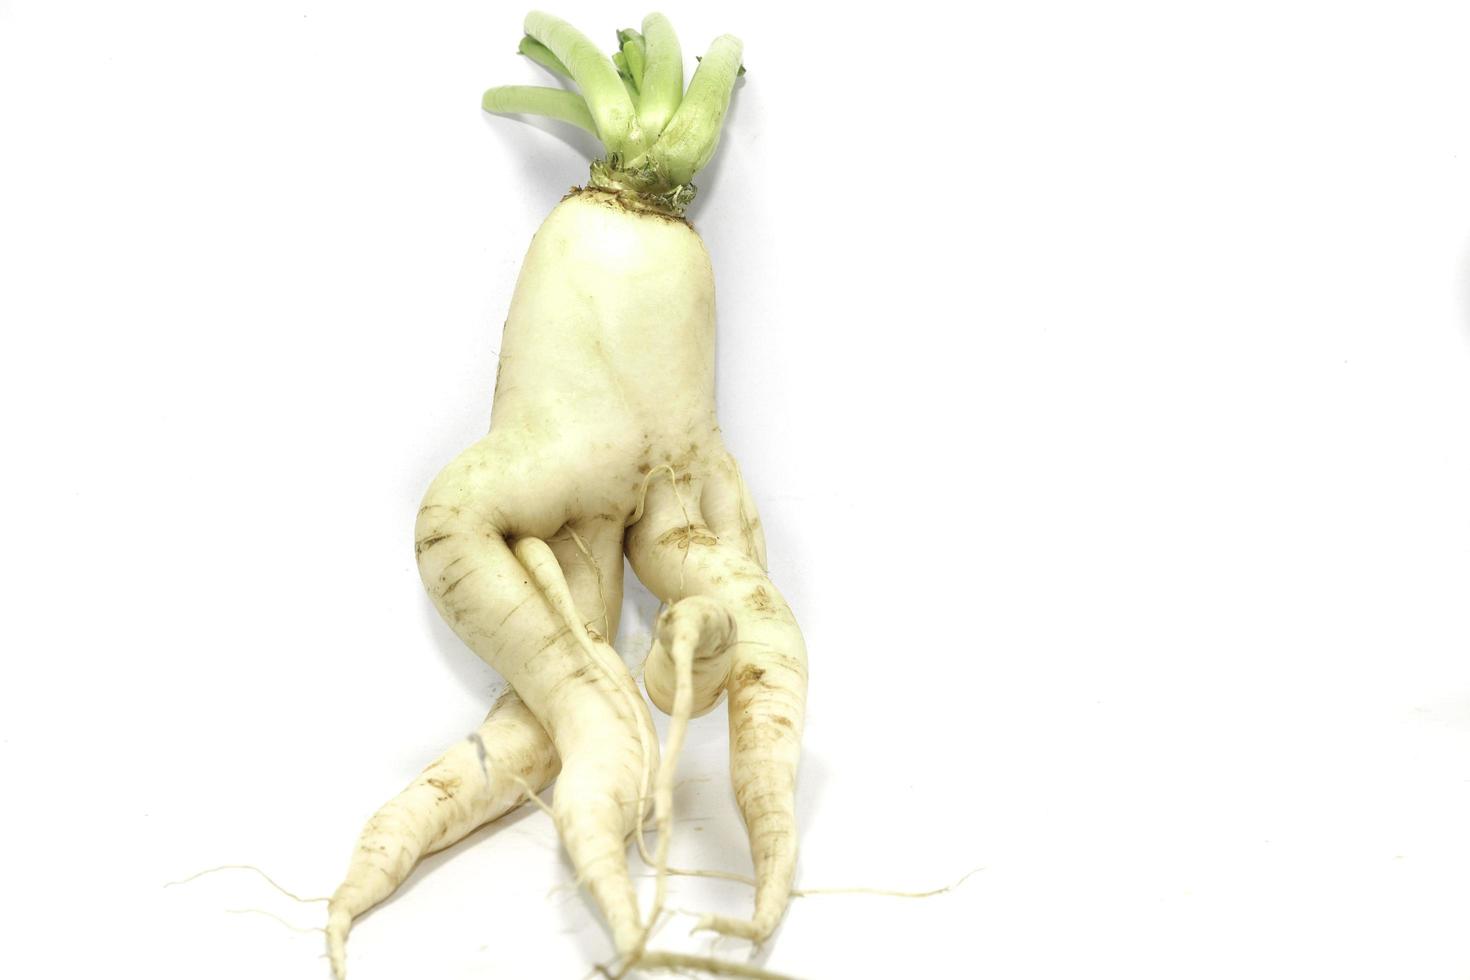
[657,524,720,550]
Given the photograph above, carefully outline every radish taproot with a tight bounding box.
[328,12,807,974]
[326,690,558,977]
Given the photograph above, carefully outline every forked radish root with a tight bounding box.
[326,690,558,976]
[326,11,808,975]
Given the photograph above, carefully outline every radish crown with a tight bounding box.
[482,11,745,215]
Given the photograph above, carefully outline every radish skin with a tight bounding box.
[415,487,656,956]
[329,12,808,968]
[643,595,736,720]
[326,689,558,977]
[627,471,807,943]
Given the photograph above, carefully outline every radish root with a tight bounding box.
[326,688,559,977]
[328,12,810,973]
[164,864,326,903]
[622,596,738,973]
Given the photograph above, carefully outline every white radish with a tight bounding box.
[329,11,807,971]
[326,690,557,976]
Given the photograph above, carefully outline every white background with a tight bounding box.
[3,1,1469,977]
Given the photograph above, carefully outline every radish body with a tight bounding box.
[327,14,807,974]
[416,188,807,950]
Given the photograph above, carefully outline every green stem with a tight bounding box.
[618,29,646,91]
[523,11,645,157]
[481,85,597,136]
[612,51,637,95]
[647,35,743,186]
[481,13,744,215]
[517,36,572,81]
[636,14,683,139]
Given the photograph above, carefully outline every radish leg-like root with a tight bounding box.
[626,458,808,944]
[512,534,662,868]
[643,596,736,719]
[326,689,558,978]
[635,595,736,967]
[415,441,657,956]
